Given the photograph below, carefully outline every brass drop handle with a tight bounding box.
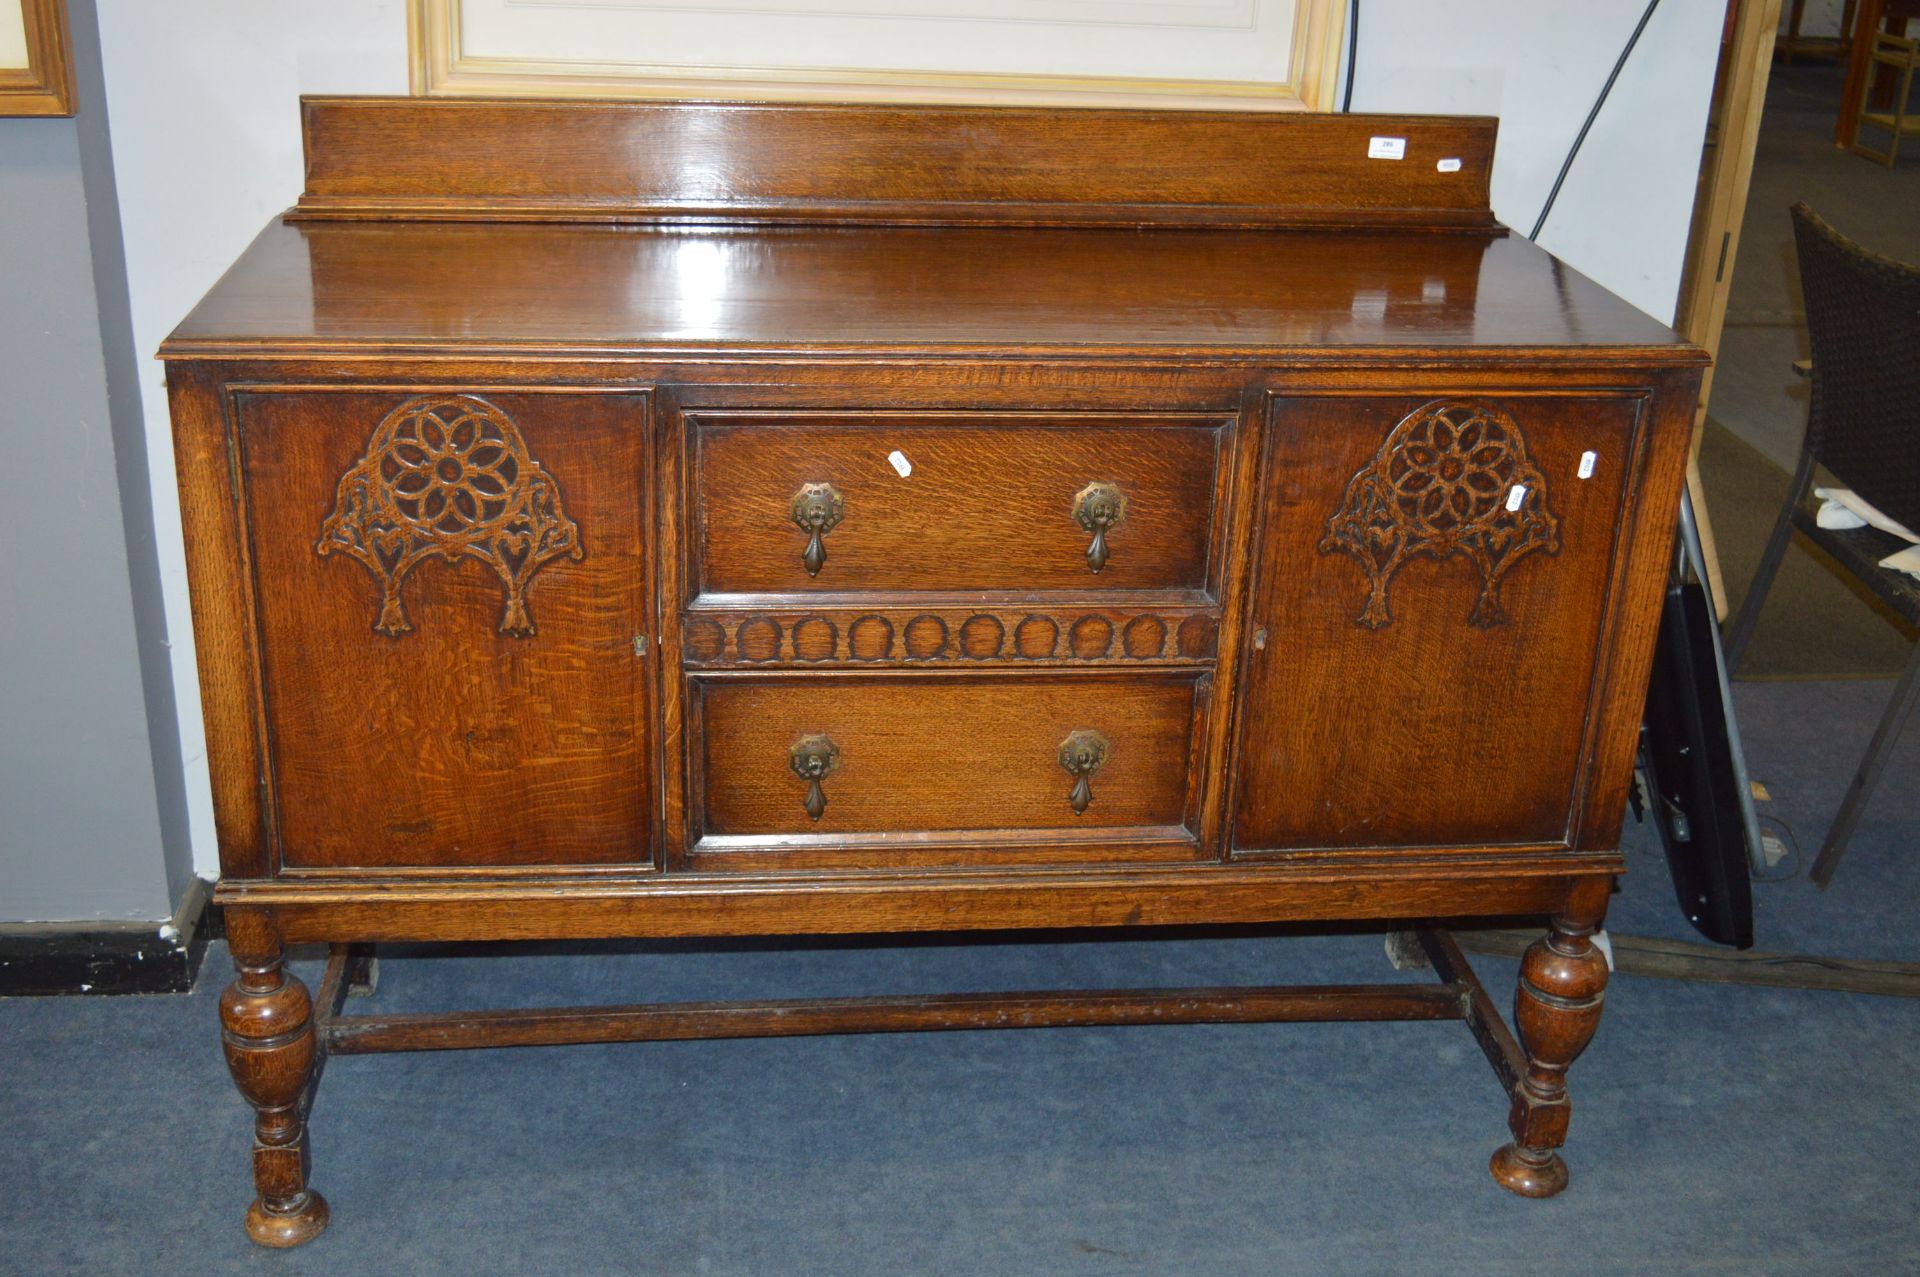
[789,733,839,822]
[1057,729,1110,816]
[790,482,845,577]
[1072,482,1128,574]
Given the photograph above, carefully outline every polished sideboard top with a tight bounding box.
[167,219,1691,359]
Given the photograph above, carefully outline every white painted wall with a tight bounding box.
[95,2,1715,879]
[96,1,410,876]
[1347,0,1721,324]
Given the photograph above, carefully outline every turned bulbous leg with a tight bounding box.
[1490,907,1610,1199]
[221,910,329,1247]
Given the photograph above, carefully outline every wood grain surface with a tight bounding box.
[232,388,656,869]
[163,221,1695,361]
[691,670,1203,842]
[1232,391,1642,853]
[689,412,1227,597]
[294,97,1498,227]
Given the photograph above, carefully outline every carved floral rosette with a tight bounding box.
[316,395,581,637]
[1321,399,1560,629]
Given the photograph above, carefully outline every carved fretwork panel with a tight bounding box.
[317,395,582,637]
[1320,399,1559,630]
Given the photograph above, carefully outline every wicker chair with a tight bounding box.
[1724,203,1920,887]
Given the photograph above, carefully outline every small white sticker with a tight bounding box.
[887,449,912,478]
[1367,135,1407,160]
[1436,157,1462,173]
[1578,450,1598,479]
[1506,484,1528,512]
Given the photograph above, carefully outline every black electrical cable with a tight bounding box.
[1341,0,1359,112]
[1528,0,1663,241]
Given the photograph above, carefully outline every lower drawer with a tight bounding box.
[686,670,1207,868]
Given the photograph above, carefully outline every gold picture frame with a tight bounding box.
[408,0,1346,112]
[0,0,73,116]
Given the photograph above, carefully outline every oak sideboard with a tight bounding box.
[163,97,1705,1246]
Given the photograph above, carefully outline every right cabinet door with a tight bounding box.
[1231,392,1645,855]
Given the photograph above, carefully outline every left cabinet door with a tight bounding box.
[230,388,656,870]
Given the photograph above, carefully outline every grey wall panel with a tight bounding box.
[0,1,181,922]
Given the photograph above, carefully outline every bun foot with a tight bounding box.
[1490,1143,1568,1198]
[246,1192,330,1247]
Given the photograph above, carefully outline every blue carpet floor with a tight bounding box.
[2,679,1916,1275]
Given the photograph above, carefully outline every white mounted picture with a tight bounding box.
[410,0,1345,110]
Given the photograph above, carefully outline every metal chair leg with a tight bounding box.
[1724,453,1815,670]
[1809,639,1920,888]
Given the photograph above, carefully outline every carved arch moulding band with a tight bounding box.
[1320,399,1561,630]
[317,395,582,638]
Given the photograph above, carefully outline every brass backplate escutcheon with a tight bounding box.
[1057,728,1111,815]
[1072,481,1128,573]
[316,395,582,638]
[1320,399,1560,629]
[789,733,840,821]
[789,482,845,577]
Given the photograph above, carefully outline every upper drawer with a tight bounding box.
[686,411,1232,598]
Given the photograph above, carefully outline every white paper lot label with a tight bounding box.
[1367,136,1407,160]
